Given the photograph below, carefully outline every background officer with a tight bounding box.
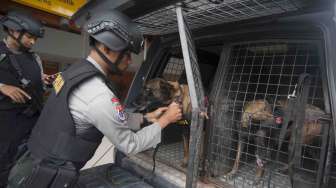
[7,9,182,188]
[0,10,53,187]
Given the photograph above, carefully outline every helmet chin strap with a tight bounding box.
[93,45,125,75]
[8,31,30,52]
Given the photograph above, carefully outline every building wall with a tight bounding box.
[34,27,85,59]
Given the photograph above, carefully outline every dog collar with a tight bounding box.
[177,119,189,126]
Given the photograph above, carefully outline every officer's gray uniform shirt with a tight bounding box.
[68,56,162,155]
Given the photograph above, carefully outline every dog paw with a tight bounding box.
[253,181,260,186]
[253,176,263,186]
[253,181,264,188]
[223,171,237,180]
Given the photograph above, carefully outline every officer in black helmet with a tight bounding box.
[7,10,182,188]
[0,11,54,187]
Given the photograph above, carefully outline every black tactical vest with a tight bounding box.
[0,41,44,110]
[28,60,116,169]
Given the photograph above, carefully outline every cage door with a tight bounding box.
[176,5,207,188]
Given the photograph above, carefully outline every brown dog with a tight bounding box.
[226,99,324,182]
[225,99,274,180]
[133,78,192,167]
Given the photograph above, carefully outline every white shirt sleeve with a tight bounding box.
[126,113,142,131]
[86,92,162,155]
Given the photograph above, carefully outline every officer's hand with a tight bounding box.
[0,84,31,103]
[42,73,57,85]
[144,107,168,123]
[157,102,182,129]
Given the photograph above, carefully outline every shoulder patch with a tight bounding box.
[111,97,127,122]
[53,73,65,95]
[116,108,127,122]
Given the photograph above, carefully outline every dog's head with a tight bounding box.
[132,78,178,112]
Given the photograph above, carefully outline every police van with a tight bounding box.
[73,0,336,188]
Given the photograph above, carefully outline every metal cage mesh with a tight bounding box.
[207,41,330,188]
[162,57,185,81]
[134,0,313,35]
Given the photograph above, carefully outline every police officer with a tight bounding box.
[0,11,53,188]
[7,10,182,188]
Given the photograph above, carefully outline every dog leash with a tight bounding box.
[146,86,185,180]
[149,96,184,181]
[152,143,161,174]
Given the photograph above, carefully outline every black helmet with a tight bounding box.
[86,10,143,54]
[1,11,44,38]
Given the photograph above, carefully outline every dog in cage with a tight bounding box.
[224,99,275,181]
[225,99,326,183]
[133,78,193,168]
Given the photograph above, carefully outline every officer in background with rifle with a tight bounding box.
[0,10,55,187]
